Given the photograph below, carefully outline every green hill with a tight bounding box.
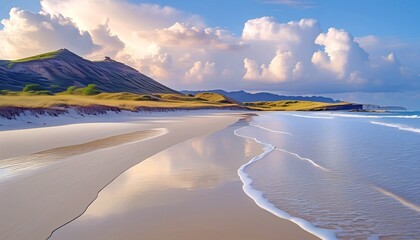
[0,49,178,94]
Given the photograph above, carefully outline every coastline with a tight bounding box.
[48,118,318,240]
[0,112,241,239]
[0,111,318,240]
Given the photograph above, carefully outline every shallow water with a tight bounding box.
[238,111,420,239]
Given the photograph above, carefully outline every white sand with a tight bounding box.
[0,112,241,240]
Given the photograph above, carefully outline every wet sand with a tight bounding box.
[0,113,242,240]
[49,120,318,240]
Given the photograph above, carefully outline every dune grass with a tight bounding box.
[0,92,240,111]
[244,100,349,111]
[0,91,352,112]
[195,92,233,103]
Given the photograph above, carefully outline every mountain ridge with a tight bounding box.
[181,89,341,103]
[0,49,178,94]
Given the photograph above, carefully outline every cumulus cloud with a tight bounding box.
[0,7,97,59]
[241,17,321,83]
[312,27,369,79]
[0,0,416,93]
[138,22,246,51]
[86,19,125,59]
[184,61,216,83]
[244,50,301,82]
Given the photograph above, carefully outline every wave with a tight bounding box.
[275,148,332,172]
[234,126,337,240]
[291,114,335,119]
[250,124,291,135]
[373,186,420,213]
[370,121,420,134]
[327,113,420,119]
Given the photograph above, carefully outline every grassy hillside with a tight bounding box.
[0,87,362,112]
[244,100,354,111]
[10,50,59,63]
[195,92,239,104]
[0,92,244,111]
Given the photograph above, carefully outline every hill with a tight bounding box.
[181,90,340,103]
[0,49,178,94]
[244,100,362,111]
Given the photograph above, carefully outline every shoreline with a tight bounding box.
[48,118,319,240]
[1,111,319,240]
[0,112,244,240]
[235,126,336,239]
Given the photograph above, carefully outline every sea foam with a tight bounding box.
[275,148,331,172]
[250,124,291,135]
[234,126,337,240]
[370,121,420,134]
[291,114,335,119]
[326,113,420,119]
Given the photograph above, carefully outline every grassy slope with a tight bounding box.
[244,100,349,111]
[0,92,241,111]
[10,50,59,63]
[2,50,60,69]
[0,91,354,112]
[195,92,229,102]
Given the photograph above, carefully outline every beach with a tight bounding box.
[0,111,317,240]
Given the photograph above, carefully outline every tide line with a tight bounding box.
[234,126,337,240]
[370,121,420,134]
[275,148,332,172]
[291,114,335,119]
[250,124,291,135]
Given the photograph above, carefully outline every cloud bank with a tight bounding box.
[0,0,417,93]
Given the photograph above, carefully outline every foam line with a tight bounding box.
[327,113,420,119]
[275,148,332,172]
[370,121,420,134]
[373,186,420,213]
[291,114,334,119]
[234,126,337,240]
[250,124,291,135]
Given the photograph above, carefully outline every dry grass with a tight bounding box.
[0,93,239,111]
[195,92,233,103]
[245,100,349,111]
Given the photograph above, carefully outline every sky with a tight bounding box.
[1,0,419,108]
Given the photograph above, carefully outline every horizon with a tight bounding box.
[0,0,419,109]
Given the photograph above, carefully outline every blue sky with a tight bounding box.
[129,0,419,39]
[0,0,419,108]
[2,0,419,39]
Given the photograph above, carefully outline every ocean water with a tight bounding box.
[235,111,420,239]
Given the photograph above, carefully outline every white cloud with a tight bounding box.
[241,17,322,83]
[0,7,97,59]
[0,1,417,93]
[138,22,246,51]
[312,27,369,79]
[86,19,125,59]
[244,50,300,82]
[184,61,216,83]
[243,58,261,80]
[242,17,320,44]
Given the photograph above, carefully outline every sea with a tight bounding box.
[235,111,420,240]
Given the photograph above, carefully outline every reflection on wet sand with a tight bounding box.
[50,121,318,240]
[0,128,166,171]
